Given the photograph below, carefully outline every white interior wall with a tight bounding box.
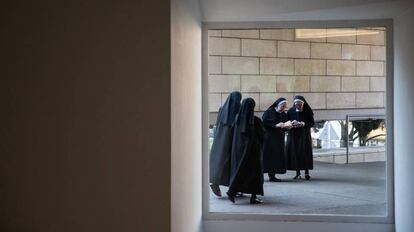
[394,6,414,232]
[200,0,414,22]
[171,0,203,231]
[204,220,394,232]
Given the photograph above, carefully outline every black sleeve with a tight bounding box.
[287,108,295,121]
[286,110,291,120]
[262,109,277,130]
[254,117,265,143]
[307,113,315,128]
[279,113,288,132]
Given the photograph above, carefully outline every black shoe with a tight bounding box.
[269,177,282,182]
[210,184,222,197]
[227,191,235,203]
[250,196,263,204]
[293,174,302,180]
[305,175,311,180]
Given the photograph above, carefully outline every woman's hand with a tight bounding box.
[283,121,293,129]
[275,122,284,128]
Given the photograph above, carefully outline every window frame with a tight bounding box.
[201,19,394,224]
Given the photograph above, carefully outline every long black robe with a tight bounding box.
[229,98,264,196]
[262,108,288,174]
[209,91,241,186]
[286,107,315,171]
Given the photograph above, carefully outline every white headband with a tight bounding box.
[294,99,304,103]
[277,100,287,107]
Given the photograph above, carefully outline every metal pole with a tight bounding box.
[346,115,349,164]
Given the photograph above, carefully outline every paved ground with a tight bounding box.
[209,161,386,215]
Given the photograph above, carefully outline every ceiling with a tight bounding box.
[200,0,414,22]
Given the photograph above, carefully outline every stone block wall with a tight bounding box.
[208,28,386,115]
[313,147,386,164]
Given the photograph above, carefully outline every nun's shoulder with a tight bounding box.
[262,107,275,115]
[254,116,264,125]
[287,107,296,114]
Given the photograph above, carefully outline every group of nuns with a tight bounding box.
[209,91,315,204]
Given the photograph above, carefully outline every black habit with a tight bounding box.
[228,98,264,196]
[286,96,315,171]
[262,98,288,174]
[209,91,242,186]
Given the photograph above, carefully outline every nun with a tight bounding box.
[227,98,265,204]
[286,96,315,180]
[209,91,242,197]
[262,97,291,182]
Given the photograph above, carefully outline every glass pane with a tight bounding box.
[207,27,387,216]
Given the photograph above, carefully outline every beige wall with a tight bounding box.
[208,28,386,117]
[0,1,171,231]
[171,0,202,231]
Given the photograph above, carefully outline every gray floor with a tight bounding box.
[209,161,386,215]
